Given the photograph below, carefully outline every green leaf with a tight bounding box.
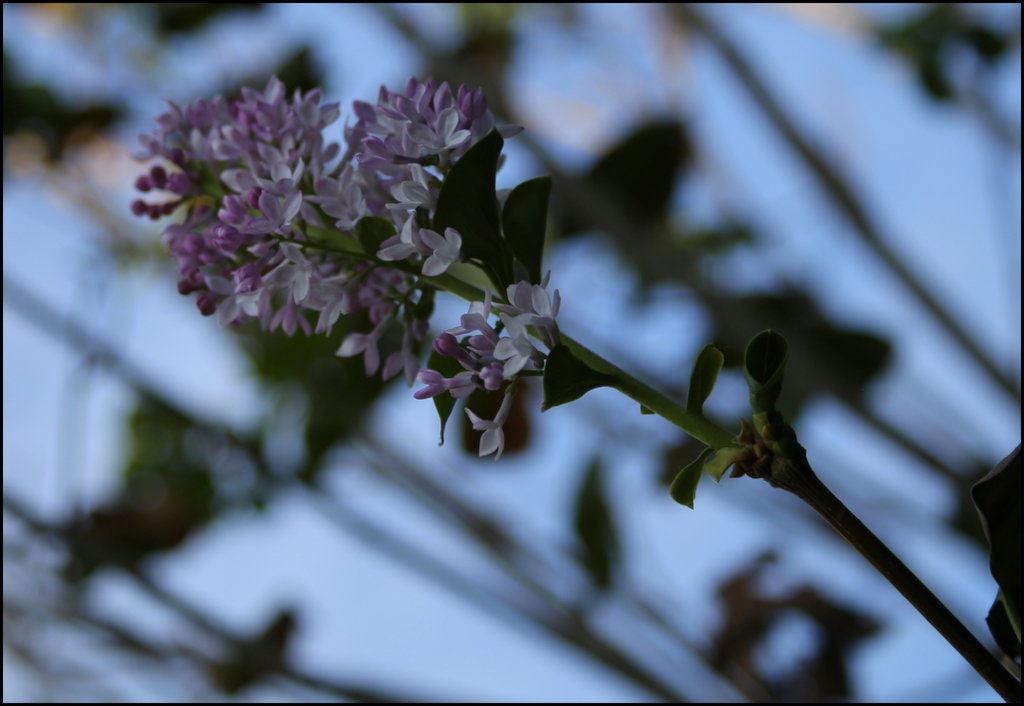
[670,447,713,508]
[639,405,654,415]
[686,344,724,415]
[972,444,1021,653]
[433,130,509,285]
[425,350,466,445]
[743,329,789,413]
[355,216,396,257]
[542,345,619,411]
[705,446,745,482]
[573,457,619,589]
[586,121,690,228]
[986,593,1021,660]
[502,176,551,284]
[154,3,263,36]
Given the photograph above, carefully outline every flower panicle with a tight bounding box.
[133,77,551,458]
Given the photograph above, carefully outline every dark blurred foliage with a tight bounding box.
[209,608,298,694]
[63,396,220,581]
[151,2,264,36]
[3,2,1021,701]
[235,315,392,478]
[877,3,1012,102]
[3,50,122,161]
[572,457,620,591]
[710,552,880,702]
[972,446,1022,661]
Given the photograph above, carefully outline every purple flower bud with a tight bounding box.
[433,332,462,357]
[177,279,199,295]
[218,195,248,226]
[245,186,263,210]
[433,332,478,370]
[134,175,153,192]
[234,262,262,292]
[212,225,243,251]
[147,204,164,220]
[413,369,447,400]
[149,165,168,189]
[183,232,205,254]
[161,201,179,216]
[480,363,504,391]
[467,334,495,357]
[196,292,218,316]
[168,148,186,166]
[167,172,192,195]
[130,199,148,216]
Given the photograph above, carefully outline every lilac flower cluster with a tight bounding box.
[133,77,553,458]
[412,280,561,459]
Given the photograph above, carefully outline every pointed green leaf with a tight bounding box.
[433,130,510,285]
[425,350,465,445]
[542,345,619,411]
[687,344,724,415]
[986,592,1021,659]
[705,446,745,482]
[573,457,619,589]
[972,444,1021,652]
[355,216,396,257]
[586,121,690,228]
[743,329,789,413]
[639,405,654,415]
[670,447,714,508]
[502,176,551,284]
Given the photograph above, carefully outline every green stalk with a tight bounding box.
[760,450,1021,703]
[427,273,735,449]
[433,269,1018,700]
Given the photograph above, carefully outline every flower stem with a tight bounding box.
[560,334,735,449]
[428,272,736,449]
[761,449,1020,702]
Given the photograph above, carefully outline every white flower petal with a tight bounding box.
[478,428,502,458]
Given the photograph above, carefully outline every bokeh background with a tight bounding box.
[3,3,1020,702]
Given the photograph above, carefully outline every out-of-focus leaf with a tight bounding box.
[209,608,297,694]
[236,320,390,469]
[3,51,122,160]
[687,344,724,415]
[542,345,619,411]
[356,216,396,257]
[743,330,788,414]
[153,3,263,35]
[232,45,323,97]
[65,396,219,580]
[434,130,510,287]
[972,444,1022,651]
[986,592,1021,660]
[876,4,1012,103]
[711,291,891,416]
[502,176,551,285]
[573,457,619,589]
[670,447,713,508]
[711,551,880,701]
[585,121,690,229]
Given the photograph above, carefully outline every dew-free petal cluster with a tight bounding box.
[134,76,551,459]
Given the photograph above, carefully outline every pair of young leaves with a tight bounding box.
[669,330,789,508]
